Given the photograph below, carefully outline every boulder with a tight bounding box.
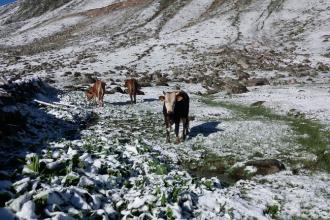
[245,159,285,175]
[224,80,248,94]
[250,101,266,107]
[245,78,270,87]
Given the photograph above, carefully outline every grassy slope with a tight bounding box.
[201,96,330,172]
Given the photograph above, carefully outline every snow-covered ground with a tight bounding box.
[1,85,329,219]
[221,85,330,124]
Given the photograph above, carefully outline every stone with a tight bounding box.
[16,200,37,219]
[245,78,270,87]
[245,159,285,175]
[250,101,266,107]
[224,80,249,94]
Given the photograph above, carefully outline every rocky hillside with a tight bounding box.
[0,0,329,68]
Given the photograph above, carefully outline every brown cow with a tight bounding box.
[124,78,140,104]
[159,90,189,143]
[85,80,106,107]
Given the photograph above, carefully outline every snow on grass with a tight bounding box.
[188,119,295,159]
[161,13,237,50]
[221,85,330,124]
[0,15,85,46]
[2,83,329,219]
[71,0,120,13]
[160,0,214,34]
[230,172,330,219]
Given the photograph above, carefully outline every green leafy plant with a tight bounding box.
[27,155,40,173]
[160,193,166,207]
[166,207,175,220]
[264,203,279,218]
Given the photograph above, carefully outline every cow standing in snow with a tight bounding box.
[85,80,106,107]
[159,90,189,143]
[124,78,141,104]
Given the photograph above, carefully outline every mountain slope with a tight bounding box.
[0,0,329,65]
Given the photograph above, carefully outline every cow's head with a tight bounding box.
[159,91,184,114]
[85,89,94,101]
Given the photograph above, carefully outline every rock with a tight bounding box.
[155,81,169,86]
[44,78,56,84]
[16,200,37,219]
[52,213,75,220]
[245,78,270,87]
[139,81,152,87]
[250,101,265,107]
[8,193,31,212]
[104,204,119,218]
[236,69,250,80]
[224,80,248,94]
[89,57,97,63]
[46,160,66,170]
[78,176,94,188]
[107,86,125,94]
[245,159,285,175]
[63,71,72,76]
[13,177,30,194]
[287,108,305,118]
[47,191,65,206]
[91,194,102,210]
[316,62,330,72]
[70,192,90,210]
[73,72,81,77]
[81,74,96,84]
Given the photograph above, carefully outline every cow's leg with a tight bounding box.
[186,117,190,136]
[175,121,180,144]
[99,96,104,107]
[98,90,103,107]
[165,117,171,143]
[181,118,187,141]
[130,94,133,104]
[134,93,136,104]
[101,93,105,107]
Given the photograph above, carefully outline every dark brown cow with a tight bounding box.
[124,78,140,104]
[85,80,106,107]
[159,90,189,143]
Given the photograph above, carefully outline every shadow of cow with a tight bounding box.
[188,121,223,139]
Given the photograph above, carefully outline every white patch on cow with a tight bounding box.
[164,92,177,113]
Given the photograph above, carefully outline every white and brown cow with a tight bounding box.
[85,80,106,107]
[159,90,189,143]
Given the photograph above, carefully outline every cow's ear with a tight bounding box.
[159,96,165,101]
[176,94,183,102]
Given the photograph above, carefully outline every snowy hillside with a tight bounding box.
[0,0,329,219]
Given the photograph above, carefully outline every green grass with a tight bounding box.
[201,97,330,172]
[182,152,238,185]
[27,155,40,173]
[264,203,279,218]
